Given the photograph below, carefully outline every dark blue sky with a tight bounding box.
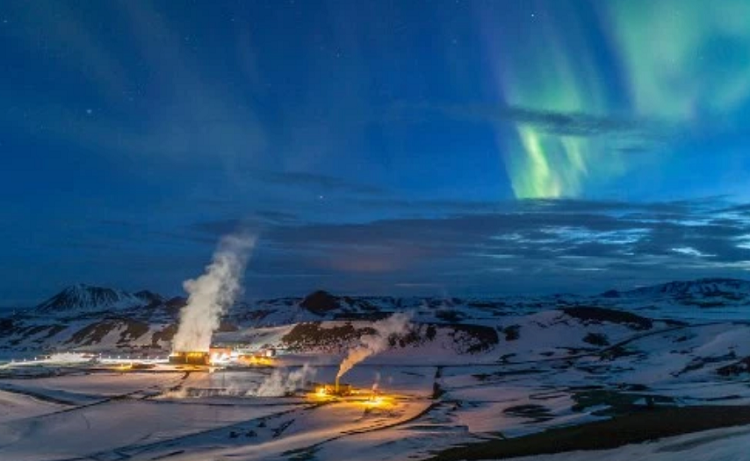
[3,0,750,305]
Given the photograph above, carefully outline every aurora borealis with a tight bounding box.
[2,0,750,303]
[484,0,750,198]
[484,1,613,198]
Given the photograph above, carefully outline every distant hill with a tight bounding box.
[601,278,750,306]
[35,284,146,314]
[0,277,747,355]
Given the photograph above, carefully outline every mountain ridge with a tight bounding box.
[35,284,145,314]
[28,277,750,317]
[601,278,750,299]
[0,277,745,355]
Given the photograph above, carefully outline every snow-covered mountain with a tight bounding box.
[603,277,750,300]
[1,278,749,355]
[4,279,750,461]
[35,284,148,314]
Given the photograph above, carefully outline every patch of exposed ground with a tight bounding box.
[430,405,750,461]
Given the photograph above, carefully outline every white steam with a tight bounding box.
[336,312,411,381]
[255,364,317,397]
[156,365,316,399]
[172,233,255,352]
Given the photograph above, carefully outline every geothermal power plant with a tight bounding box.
[159,233,398,401]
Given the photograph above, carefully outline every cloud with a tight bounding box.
[253,170,388,196]
[13,194,750,301]
[183,197,750,296]
[392,102,681,153]
[37,196,749,299]
[672,247,715,257]
[399,102,750,159]
[471,105,674,139]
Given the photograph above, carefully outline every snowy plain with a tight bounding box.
[3,280,750,460]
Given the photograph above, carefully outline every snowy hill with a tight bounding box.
[0,277,748,355]
[603,278,750,300]
[4,279,750,461]
[35,284,147,315]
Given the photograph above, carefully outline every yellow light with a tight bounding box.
[364,396,386,407]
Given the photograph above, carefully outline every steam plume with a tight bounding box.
[172,233,255,352]
[255,364,316,397]
[336,312,411,381]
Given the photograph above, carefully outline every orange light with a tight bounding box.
[364,395,389,407]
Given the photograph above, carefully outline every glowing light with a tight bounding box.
[240,355,273,367]
[363,395,391,408]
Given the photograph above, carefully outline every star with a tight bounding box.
[85,109,93,115]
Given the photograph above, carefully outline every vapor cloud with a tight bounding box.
[254,364,317,397]
[172,233,255,352]
[336,312,411,381]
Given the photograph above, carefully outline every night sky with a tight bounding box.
[3,0,750,305]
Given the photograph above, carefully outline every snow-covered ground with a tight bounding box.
[0,389,65,424]
[1,333,750,461]
[3,279,750,460]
